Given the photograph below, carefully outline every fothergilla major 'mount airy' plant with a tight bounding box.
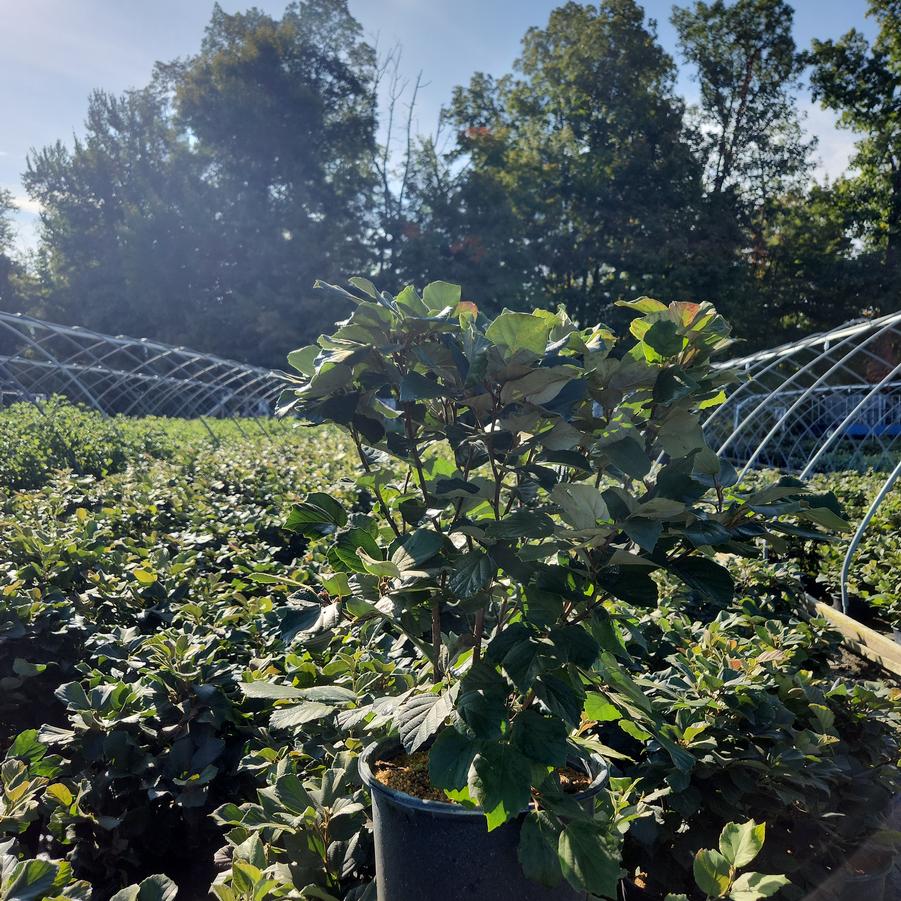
[277,278,845,900]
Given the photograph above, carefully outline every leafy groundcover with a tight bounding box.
[0,399,899,895]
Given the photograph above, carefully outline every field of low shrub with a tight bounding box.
[0,398,899,900]
[806,470,901,629]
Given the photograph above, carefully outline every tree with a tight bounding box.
[672,0,813,208]
[24,86,222,344]
[752,180,880,343]
[23,0,378,365]
[0,190,16,304]
[413,0,704,324]
[163,0,377,361]
[809,0,901,311]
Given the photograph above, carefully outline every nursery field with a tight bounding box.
[1,399,900,900]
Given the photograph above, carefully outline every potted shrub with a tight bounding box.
[279,280,843,900]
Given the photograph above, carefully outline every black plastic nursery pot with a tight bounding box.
[359,738,609,901]
[837,855,894,901]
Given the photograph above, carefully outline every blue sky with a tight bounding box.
[1,0,878,252]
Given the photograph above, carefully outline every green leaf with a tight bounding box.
[230,862,261,897]
[269,701,334,730]
[623,517,662,553]
[642,320,684,358]
[285,493,348,533]
[500,367,578,405]
[109,875,179,901]
[533,673,583,728]
[603,436,652,480]
[329,528,381,573]
[483,510,556,540]
[693,849,732,898]
[391,529,444,570]
[457,664,509,740]
[557,819,622,897]
[615,297,668,314]
[396,690,456,753]
[672,556,734,606]
[273,773,313,815]
[321,571,351,597]
[468,743,532,830]
[398,372,445,402]
[583,693,621,723]
[729,872,790,901]
[240,682,306,700]
[286,345,319,376]
[518,811,564,887]
[356,549,401,579]
[800,506,850,532]
[6,730,46,764]
[422,280,462,311]
[551,483,609,530]
[719,820,765,868]
[448,550,495,598]
[486,310,552,359]
[4,860,57,901]
[658,410,706,457]
[394,284,429,315]
[511,710,568,767]
[429,727,480,793]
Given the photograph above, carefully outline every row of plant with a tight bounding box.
[4,398,898,627]
[805,469,901,629]
[1,288,899,900]
[0,396,293,490]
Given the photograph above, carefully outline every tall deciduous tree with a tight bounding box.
[0,189,16,306]
[406,0,704,324]
[163,0,378,360]
[24,87,220,343]
[809,0,901,310]
[672,0,813,207]
[23,0,378,365]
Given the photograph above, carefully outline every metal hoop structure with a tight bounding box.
[704,310,901,613]
[0,310,284,419]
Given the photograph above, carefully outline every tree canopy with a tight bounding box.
[7,0,899,363]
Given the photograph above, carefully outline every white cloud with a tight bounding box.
[801,99,860,182]
[11,195,42,217]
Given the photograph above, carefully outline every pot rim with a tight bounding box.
[359,736,609,817]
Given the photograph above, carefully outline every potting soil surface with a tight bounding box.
[373,750,593,802]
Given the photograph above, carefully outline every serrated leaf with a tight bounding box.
[557,820,622,897]
[693,849,732,898]
[269,702,334,730]
[448,550,495,598]
[719,820,765,868]
[511,710,568,766]
[396,690,456,753]
[468,743,532,830]
[730,872,790,901]
[519,810,564,887]
[429,727,480,793]
[551,483,609,530]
